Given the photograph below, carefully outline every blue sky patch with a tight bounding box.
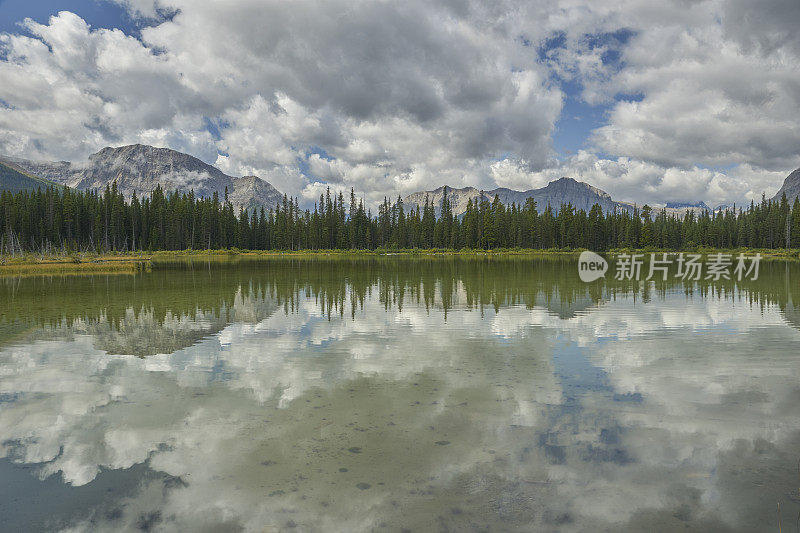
[534,30,639,157]
[203,116,228,141]
[553,79,610,156]
[0,0,138,36]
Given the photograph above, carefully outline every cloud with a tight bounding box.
[493,151,788,207]
[0,1,798,208]
[584,1,800,172]
[0,11,210,161]
[723,0,800,56]
[107,0,167,20]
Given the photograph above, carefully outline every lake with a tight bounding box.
[1,256,799,532]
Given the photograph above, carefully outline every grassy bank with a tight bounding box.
[0,253,149,276]
[604,247,800,260]
[1,247,798,276]
[142,246,800,260]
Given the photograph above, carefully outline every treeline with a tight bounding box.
[5,258,800,329]
[1,183,800,253]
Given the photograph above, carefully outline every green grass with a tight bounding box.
[0,252,148,276]
[2,246,798,276]
[604,247,800,260]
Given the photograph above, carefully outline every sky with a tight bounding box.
[0,0,798,208]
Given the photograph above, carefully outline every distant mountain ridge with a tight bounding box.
[403,177,731,218]
[0,144,283,212]
[5,145,796,215]
[665,201,711,210]
[404,177,633,217]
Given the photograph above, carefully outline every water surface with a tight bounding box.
[1,257,799,532]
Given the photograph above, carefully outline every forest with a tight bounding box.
[1,183,799,253]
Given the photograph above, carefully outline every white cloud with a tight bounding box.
[108,0,166,20]
[0,1,798,207]
[0,11,208,161]
[586,1,800,172]
[494,151,788,207]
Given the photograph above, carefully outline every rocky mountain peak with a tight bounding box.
[404,177,627,217]
[230,175,282,212]
[772,168,800,203]
[1,144,283,212]
[544,176,612,200]
[551,176,578,185]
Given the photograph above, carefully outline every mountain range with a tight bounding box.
[665,201,712,210]
[404,178,624,217]
[403,177,724,218]
[0,144,283,212]
[1,143,798,216]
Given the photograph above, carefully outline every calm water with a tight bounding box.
[1,257,799,532]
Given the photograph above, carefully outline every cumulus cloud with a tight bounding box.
[0,11,210,161]
[504,151,788,206]
[107,0,169,20]
[0,0,798,207]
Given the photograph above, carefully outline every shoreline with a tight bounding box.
[1,248,798,276]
